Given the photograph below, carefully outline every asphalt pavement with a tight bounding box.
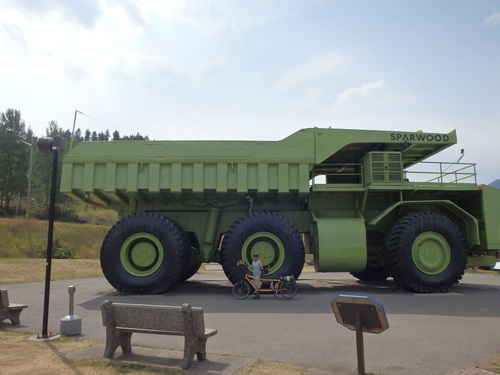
[2,271,500,375]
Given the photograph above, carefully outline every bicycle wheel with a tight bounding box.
[232,281,250,299]
[280,281,297,299]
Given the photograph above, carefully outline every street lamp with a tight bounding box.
[17,139,34,219]
[36,136,64,340]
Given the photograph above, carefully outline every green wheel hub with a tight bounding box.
[242,232,285,274]
[120,233,164,277]
[412,231,451,275]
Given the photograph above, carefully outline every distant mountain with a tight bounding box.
[489,179,500,189]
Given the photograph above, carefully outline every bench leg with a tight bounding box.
[9,314,21,325]
[182,335,197,369]
[103,328,119,359]
[103,329,133,358]
[196,337,208,361]
[119,332,133,354]
[182,336,208,367]
[1,310,23,325]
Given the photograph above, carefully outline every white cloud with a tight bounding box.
[278,51,346,90]
[480,11,500,28]
[336,80,387,105]
[175,1,271,38]
[6,0,102,29]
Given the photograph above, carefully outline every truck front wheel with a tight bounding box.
[220,212,305,285]
[384,212,467,293]
[100,212,190,294]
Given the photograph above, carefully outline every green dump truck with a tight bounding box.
[60,127,500,294]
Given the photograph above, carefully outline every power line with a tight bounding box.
[76,111,141,136]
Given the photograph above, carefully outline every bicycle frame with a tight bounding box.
[232,264,297,299]
[242,271,291,298]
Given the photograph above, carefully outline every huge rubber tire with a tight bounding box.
[179,232,202,282]
[384,212,467,293]
[100,212,190,294]
[220,211,305,285]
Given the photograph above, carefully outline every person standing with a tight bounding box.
[251,253,263,299]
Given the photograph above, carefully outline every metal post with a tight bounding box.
[68,286,75,316]
[40,149,58,338]
[355,310,365,375]
[69,110,78,150]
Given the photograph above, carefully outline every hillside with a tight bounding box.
[489,179,500,189]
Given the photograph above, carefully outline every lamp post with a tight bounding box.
[36,136,64,339]
[17,139,34,219]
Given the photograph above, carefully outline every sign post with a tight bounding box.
[330,295,389,375]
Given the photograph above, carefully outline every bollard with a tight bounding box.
[60,285,82,336]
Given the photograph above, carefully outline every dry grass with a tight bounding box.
[0,330,183,375]
[238,359,311,375]
[0,330,312,375]
[0,218,110,259]
[0,259,102,284]
[0,258,315,285]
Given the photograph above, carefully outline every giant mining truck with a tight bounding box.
[60,127,500,294]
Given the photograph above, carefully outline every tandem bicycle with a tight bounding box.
[232,262,297,299]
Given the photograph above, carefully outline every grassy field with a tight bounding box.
[0,258,102,284]
[0,217,110,259]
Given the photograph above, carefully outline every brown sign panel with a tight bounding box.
[330,295,389,334]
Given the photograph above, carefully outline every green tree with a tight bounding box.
[74,128,83,142]
[122,133,149,140]
[0,109,32,215]
[0,108,150,219]
[31,120,77,221]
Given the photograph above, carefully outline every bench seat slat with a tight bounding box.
[6,303,28,310]
[115,326,219,338]
[116,327,185,336]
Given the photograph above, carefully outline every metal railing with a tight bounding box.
[404,161,477,185]
[310,163,363,185]
[310,161,477,186]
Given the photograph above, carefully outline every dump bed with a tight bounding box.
[60,127,457,208]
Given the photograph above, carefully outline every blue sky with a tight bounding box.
[0,0,499,183]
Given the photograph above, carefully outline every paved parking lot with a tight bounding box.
[2,272,500,375]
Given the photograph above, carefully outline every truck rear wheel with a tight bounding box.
[385,212,467,293]
[220,212,305,285]
[100,212,190,294]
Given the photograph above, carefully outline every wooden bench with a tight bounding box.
[101,300,218,369]
[0,289,28,325]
